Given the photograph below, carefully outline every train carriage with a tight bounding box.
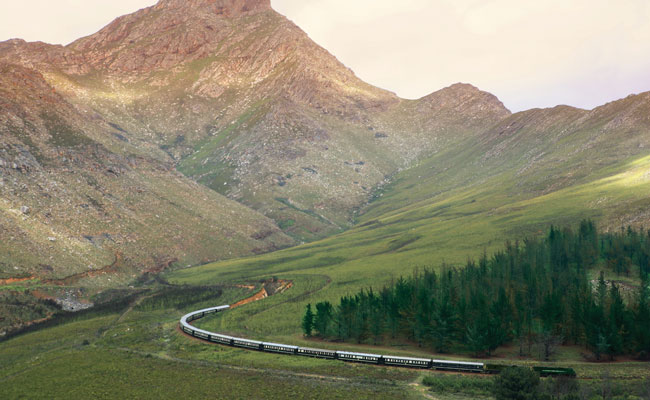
[336,351,382,364]
[382,356,431,368]
[232,337,263,350]
[210,334,234,346]
[297,347,337,359]
[193,329,210,340]
[431,359,484,372]
[262,342,298,354]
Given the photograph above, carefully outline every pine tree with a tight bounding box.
[314,301,333,337]
[595,333,610,361]
[633,275,650,358]
[465,323,487,356]
[302,303,314,337]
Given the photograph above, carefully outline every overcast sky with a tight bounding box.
[1,0,649,112]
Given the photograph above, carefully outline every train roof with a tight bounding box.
[382,355,431,362]
[432,359,484,366]
[180,305,230,324]
[262,342,298,349]
[336,350,382,358]
[190,327,212,336]
[298,347,336,353]
[192,305,230,314]
[212,333,234,339]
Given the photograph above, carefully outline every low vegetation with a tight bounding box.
[423,367,650,400]
[422,374,493,397]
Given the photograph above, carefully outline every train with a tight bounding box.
[179,305,576,377]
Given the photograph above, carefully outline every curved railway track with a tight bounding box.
[179,305,575,376]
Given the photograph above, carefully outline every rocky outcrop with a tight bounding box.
[155,0,271,15]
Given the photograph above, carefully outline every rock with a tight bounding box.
[20,206,30,215]
[48,237,57,242]
[55,297,94,312]
[156,0,271,16]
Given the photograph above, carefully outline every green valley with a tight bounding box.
[2,0,650,398]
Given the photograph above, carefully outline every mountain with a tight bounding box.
[0,0,509,252]
[2,0,649,333]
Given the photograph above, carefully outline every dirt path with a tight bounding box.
[231,279,293,308]
[233,274,331,320]
[0,276,35,285]
[232,287,269,308]
[96,292,156,338]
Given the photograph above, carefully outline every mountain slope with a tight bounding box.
[363,93,650,222]
[0,0,510,242]
[0,62,292,287]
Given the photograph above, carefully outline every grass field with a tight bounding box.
[2,281,649,399]
[155,149,650,398]
[0,287,425,399]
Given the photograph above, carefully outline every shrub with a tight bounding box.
[493,366,540,400]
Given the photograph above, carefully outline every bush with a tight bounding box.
[493,366,540,400]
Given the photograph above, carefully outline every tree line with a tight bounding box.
[302,220,650,360]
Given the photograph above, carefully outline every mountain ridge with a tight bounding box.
[1,0,649,333]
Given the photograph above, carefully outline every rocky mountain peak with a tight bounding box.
[154,0,271,16]
[416,82,511,122]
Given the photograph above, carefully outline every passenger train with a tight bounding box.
[179,305,576,377]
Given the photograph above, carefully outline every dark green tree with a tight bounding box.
[302,303,314,337]
[313,301,333,337]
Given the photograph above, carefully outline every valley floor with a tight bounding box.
[2,281,649,399]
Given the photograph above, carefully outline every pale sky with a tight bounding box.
[1,0,649,112]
